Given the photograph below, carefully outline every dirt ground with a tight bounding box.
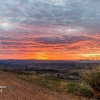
[0,71,88,100]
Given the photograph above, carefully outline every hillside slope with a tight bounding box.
[0,71,78,100]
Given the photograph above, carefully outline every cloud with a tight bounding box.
[0,0,100,32]
[0,0,100,59]
[0,34,99,55]
[34,36,66,44]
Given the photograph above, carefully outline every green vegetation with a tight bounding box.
[1,69,94,99]
[8,70,93,98]
[19,74,94,99]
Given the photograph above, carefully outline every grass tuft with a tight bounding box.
[82,65,100,98]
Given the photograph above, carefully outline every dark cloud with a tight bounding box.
[34,35,100,45]
[34,37,66,44]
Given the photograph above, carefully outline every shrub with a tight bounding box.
[78,86,93,98]
[82,65,100,98]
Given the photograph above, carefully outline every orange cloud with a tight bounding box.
[0,31,100,60]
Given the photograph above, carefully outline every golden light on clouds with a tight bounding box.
[80,54,100,60]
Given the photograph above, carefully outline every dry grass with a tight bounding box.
[82,65,100,98]
[19,73,93,98]
[0,71,77,100]
[1,68,94,99]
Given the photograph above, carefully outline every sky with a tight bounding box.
[0,0,100,60]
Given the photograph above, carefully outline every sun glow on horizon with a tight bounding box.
[35,52,48,60]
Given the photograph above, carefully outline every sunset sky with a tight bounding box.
[0,0,100,60]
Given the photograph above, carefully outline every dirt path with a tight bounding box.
[0,71,80,100]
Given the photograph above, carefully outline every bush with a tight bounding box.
[67,82,93,98]
[82,65,100,98]
[79,87,93,98]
